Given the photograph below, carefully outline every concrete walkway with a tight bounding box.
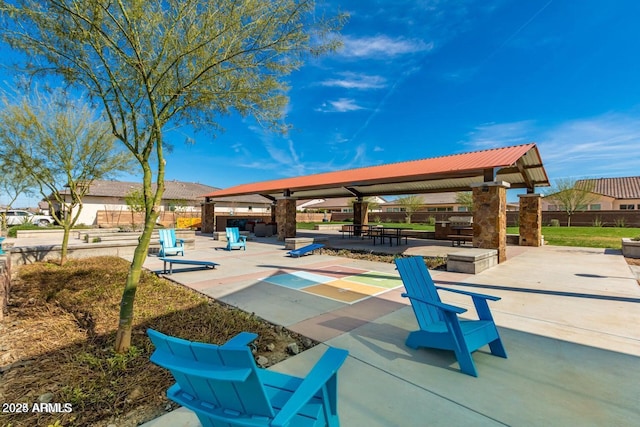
[126,232,640,426]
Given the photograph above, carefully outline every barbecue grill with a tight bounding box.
[449,216,473,230]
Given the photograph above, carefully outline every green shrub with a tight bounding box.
[614,218,626,227]
[592,216,604,227]
[549,219,560,227]
[7,223,41,237]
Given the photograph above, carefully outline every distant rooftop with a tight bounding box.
[577,176,640,199]
[59,180,220,202]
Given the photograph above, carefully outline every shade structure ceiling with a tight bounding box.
[203,143,550,201]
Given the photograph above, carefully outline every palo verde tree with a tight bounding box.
[544,178,597,227]
[0,168,35,234]
[124,188,146,231]
[455,191,473,212]
[0,0,345,352]
[396,195,424,224]
[0,88,132,263]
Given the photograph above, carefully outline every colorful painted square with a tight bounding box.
[315,265,369,279]
[302,284,371,303]
[344,271,403,289]
[261,273,321,289]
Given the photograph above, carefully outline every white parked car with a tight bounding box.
[3,209,56,226]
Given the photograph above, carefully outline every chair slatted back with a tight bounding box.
[159,228,176,247]
[148,330,275,420]
[395,257,444,327]
[226,227,240,243]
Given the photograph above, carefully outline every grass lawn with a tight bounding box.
[298,222,640,249]
[508,226,640,249]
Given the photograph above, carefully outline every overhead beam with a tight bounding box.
[259,194,277,202]
[515,159,535,192]
[344,186,364,199]
[484,168,496,182]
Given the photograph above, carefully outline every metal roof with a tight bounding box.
[203,143,550,200]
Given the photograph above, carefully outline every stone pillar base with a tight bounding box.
[276,197,297,241]
[518,194,543,246]
[471,181,509,263]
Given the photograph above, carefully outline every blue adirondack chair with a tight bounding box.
[225,227,247,251]
[395,256,507,377]
[147,329,348,427]
[158,228,184,257]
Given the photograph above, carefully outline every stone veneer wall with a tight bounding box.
[352,201,369,236]
[0,257,10,321]
[518,194,543,246]
[472,182,509,263]
[201,201,216,234]
[276,198,297,241]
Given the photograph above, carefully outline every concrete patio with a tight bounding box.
[134,230,640,426]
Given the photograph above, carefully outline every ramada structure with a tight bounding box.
[202,143,550,263]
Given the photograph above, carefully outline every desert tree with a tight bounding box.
[124,188,146,231]
[0,88,133,262]
[0,0,344,351]
[455,191,473,212]
[0,168,35,234]
[544,178,598,227]
[396,195,424,224]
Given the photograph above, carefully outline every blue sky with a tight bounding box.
[5,0,640,207]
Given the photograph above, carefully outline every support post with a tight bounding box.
[353,201,369,237]
[276,197,297,241]
[471,181,510,263]
[201,198,215,234]
[518,194,543,246]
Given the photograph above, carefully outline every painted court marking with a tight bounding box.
[260,265,403,304]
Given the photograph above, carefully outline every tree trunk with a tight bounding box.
[114,212,157,352]
[60,225,70,265]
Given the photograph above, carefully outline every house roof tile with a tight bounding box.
[60,180,220,202]
[578,176,640,199]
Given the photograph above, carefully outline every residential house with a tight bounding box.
[297,196,386,213]
[55,179,266,226]
[542,176,640,211]
[383,193,471,213]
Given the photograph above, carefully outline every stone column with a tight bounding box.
[471,181,510,263]
[270,202,277,224]
[276,197,297,241]
[352,201,369,236]
[518,194,543,246]
[201,199,215,234]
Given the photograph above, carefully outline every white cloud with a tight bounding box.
[316,98,365,113]
[462,114,640,180]
[339,35,433,59]
[320,72,387,90]
[463,121,535,149]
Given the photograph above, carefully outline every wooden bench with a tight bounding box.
[448,234,472,246]
[159,257,219,274]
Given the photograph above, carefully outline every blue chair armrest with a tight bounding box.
[435,286,501,301]
[401,293,467,314]
[271,347,348,427]
[221,332,258,348]
[177,238,185,245]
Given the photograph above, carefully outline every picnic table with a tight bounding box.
[371,227,409,246]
